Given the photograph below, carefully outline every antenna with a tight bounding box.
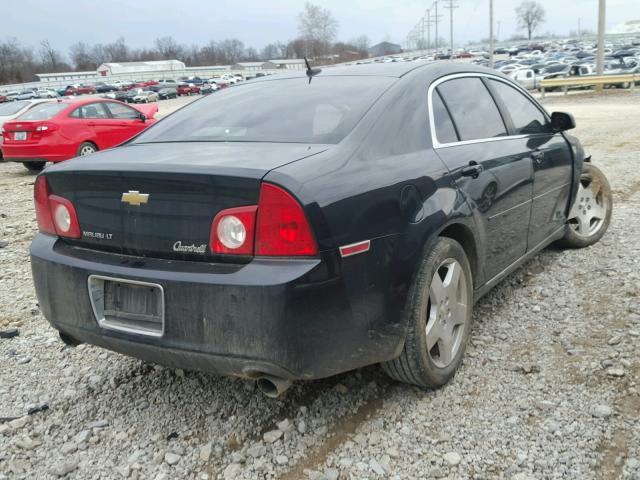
[304,57,322,84]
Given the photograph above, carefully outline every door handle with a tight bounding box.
[87,122,96,126]
[532,150,545,163]
[461,162,484,179]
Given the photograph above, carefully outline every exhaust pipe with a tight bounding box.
[59,332,82,347]
[256,375,292,398]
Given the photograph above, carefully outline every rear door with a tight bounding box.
[66,102,112,147]
[486,78,573,248]
[102,102,148,146]
[431,75,534,281]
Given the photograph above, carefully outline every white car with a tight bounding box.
[36,89,59,99]
[0,99,55,130]
[210,74,235,86]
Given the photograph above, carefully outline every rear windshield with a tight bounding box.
[0,101,31,116]
[18,103,67,121]
[133,76,394,144]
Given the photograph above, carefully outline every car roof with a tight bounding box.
[250,61,506,84]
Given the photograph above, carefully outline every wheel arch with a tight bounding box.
[437,222,479,284]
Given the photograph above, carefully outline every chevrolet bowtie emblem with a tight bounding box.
[121,191,149,206]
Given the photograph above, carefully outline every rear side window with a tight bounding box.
[437,77,507,141]
[489,80,550,135]
[18,103,66,121]
[69,103,109,119]
[431,91,458,144]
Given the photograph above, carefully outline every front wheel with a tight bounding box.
[23,161,45,172]
[382,237,473,388]
[558,163,612,248]
[77,142,98,157]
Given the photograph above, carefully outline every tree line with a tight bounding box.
[0,2,372,85]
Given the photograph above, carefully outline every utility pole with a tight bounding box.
[434,0,439,54]
[578,17,581,37]
[489,0,495,68]
[426,9,432,52]
[444,0,459,58]
[596,0,605,91]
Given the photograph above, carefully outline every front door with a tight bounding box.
[102,102,148,147]
[485,78,573,248]
[431,76,534,282]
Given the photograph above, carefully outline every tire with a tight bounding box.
[557,163,612,248]
[22,161,45,172]
[77,142,98,157]
[382,237,473,388]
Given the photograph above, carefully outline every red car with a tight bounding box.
[2,98,158,171]
[123,82,147,91]
[0,94,7,103]
[65,85,97,96]
[177,84,200,96]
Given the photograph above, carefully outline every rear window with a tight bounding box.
[133,76,394,145]
[18,103,66,121]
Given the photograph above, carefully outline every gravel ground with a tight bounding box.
[0,89,639,480]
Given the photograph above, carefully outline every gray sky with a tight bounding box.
[2,0,638,54]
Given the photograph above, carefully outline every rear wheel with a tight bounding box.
[77,142,98,157]
[382,237,473,388]
[22,161,45,172]
[558,163,612,248]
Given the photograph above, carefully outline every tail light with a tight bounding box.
[209,183,317,257]
[34,176,81,239]
[255,183,318,256]
[32,123,58,140]
[210,206,257,255]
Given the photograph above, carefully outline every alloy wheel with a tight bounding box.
[567,171,609,238]
[79,145,96,156]
[426,258,468,368]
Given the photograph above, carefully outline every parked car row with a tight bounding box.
[1,73,245,105]
[473,40,640,91]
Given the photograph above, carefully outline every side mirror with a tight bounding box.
[139,113,147,123]
[550,111,575,131]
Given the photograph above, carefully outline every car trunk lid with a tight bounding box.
[44,142,328,261]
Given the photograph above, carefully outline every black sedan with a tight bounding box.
[157,87,178,100]
[30,63,611,397]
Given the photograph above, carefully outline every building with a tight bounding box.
[34,71,98,84]
[269,59,306,70]
[97,60,186,77]
[368,42,403,57]
[231,61,278,71]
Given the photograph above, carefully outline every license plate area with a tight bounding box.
[14,132,27,141]
[88,275,164,337]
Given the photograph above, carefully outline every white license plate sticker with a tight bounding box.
[14,132,27,141]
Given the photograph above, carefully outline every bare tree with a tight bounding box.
[69,42,96,70]
[39,39,65,72]
[351,35,370,54]
[515,1,546,40]
[217,39,245,64]
[154,36,184,60]
[100,37,130,63]
[297,2,338,58]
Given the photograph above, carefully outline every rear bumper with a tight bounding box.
[31,234,403,380]
[3,143,72,163]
